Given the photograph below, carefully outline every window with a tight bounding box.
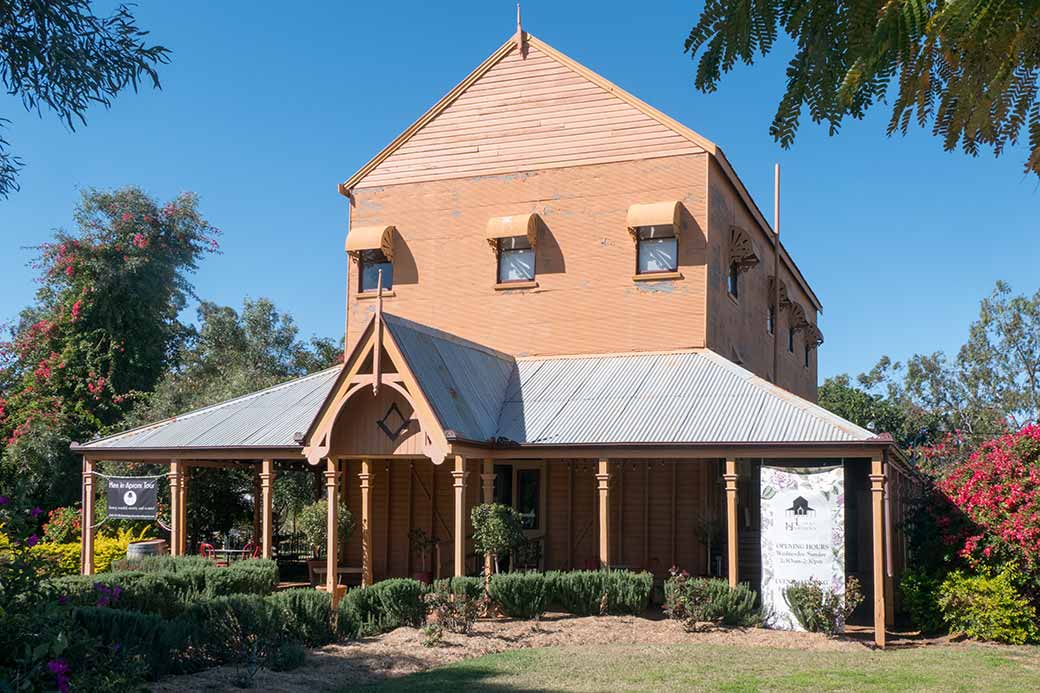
[804,344,811,368]
[767,304,776,335]
[728,262,740,298]
[358,248,393,293]
[492,463,541,531]
[636,225,677,274]
[497,235,535,283]
[787,327,795,353]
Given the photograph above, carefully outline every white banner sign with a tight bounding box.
[760,465,844,631]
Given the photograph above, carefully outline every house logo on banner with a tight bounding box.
[760,465,845,631]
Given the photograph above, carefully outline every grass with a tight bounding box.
[354,643,1040,692]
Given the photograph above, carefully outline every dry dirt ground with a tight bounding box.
[151,613,928,692]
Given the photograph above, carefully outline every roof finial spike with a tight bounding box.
[515,2,527,57]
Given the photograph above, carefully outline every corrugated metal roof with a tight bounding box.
[495,350,875,445]
[78,367,340,450]
[383,314,515,443]
[76,315,875,453]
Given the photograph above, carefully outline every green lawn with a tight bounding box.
[355,643,1040,692]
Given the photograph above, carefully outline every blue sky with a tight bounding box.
[1,1,1037,382]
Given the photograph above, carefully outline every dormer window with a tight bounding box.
[359,248,393,292]
[346,224,396,295]
[497,236,535,283]
[487,213,543,287]
[636,225,678,274]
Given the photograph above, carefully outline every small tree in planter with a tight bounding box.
[299,499,354,585]
[408,528,437,583]
[471,503,524,581]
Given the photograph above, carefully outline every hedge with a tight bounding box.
[31,527,152,577]
[267,589,336,647]
[489,571,550,618]
[545,570,653,616]
[338,578,426,639]
[431,576,484,601]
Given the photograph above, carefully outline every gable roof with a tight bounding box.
[338,30,822,312]
[74,315,876,455]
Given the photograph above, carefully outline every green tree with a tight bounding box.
[1,1,169,198]
[123,297,341,543]
[0,187,218,508]
[820,282,1039,464]
[686,0,1040,176]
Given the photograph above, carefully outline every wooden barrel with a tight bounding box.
[126,539,168,560]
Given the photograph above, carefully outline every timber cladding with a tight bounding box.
[347,154,709,357]
[339,458,720,581]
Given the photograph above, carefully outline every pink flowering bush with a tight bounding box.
[938,424,1040,576]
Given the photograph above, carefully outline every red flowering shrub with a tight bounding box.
[938,424,1040,576]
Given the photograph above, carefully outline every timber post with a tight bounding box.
[81,458,96,575]
[871,454,887,648]
[179,464,190,555]
[169,460,182,557]
[324,459,341,603]
[260,459,276,559]
[596,458,611,568]
[452,455,467,577]
[724,458,739,588]
[360,458,373,586]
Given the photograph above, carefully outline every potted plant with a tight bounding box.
[408,528,437,583]
[298,499,354,586]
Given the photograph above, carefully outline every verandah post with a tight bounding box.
[260,459,276,559]
[80,457,95,575]
[596,458,611,569]
[360,458,373,586]
[724,458,739,588]
[871,454,887,648]
[451,455,467,577]
[169,460,182,557]
[179,463,190,555]
[324,458,341,602]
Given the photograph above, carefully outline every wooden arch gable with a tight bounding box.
[300,315,451,466]
[729,226,760,273]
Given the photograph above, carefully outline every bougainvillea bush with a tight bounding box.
[0,187,219,510]
[938,424,1040,580]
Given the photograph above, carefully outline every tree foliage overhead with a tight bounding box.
[0,1,169,198]
[685,0,1040,177]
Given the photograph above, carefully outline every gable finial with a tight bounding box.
[515,2,527,57]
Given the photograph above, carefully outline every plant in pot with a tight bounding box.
[298,499,354,586]
[471,503,525,591]
[408,528,437,583]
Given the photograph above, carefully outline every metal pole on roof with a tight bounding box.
[772,163,780,384]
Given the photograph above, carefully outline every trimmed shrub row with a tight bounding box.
[663,574,761,627]
[337,578,427,639]
[50,558,279,618]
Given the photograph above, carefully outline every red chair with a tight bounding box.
[242,542,262,559]
[199,542,216,558]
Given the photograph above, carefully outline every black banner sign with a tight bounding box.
[106,477,159,520]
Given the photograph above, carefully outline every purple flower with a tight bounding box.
[0,495,8,505]
[30,506,43,518]
[26,534,39,547]
[57,594,68,605]
[47,658,71,693]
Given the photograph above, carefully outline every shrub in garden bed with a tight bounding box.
[431,576,484,600]
[664,572,760,627]
[489,571,550,618]
[783,577,863,635]
[937,565,1039,644]
[337,578,426,638]
[547,570,653,616]
[267,589,335,647]
[425,582,481,634]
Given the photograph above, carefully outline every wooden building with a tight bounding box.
[73,26,912,647]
